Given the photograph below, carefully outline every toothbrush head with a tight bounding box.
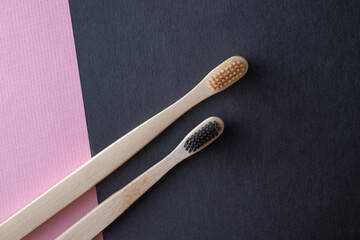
[206,56,248,92]
[184,120,222,153]
[179,117,224,156]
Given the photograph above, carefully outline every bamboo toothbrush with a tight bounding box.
[57,116,224,240]
[0,56,248,239]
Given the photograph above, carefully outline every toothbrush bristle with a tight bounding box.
[184,121,221,153]
[208,58,247,90]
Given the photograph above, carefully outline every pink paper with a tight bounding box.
[0,1,102,239]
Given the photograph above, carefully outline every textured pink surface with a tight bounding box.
[0,1,102,239]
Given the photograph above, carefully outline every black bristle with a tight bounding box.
[183,121,221,153]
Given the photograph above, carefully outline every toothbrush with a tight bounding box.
[57,116,224,240]
[0,56,248,239]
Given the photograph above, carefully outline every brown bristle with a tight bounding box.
[208,60,246,90]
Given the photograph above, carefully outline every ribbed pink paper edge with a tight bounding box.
[0,1,102,239]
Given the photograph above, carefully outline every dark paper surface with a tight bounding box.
[69,0,360,239]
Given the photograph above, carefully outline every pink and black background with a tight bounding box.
[1,0,359,239]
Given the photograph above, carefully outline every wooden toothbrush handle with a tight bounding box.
[0,84,209,240]
[56,155,179,240]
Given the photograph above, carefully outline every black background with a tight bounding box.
[69,0,360,239]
